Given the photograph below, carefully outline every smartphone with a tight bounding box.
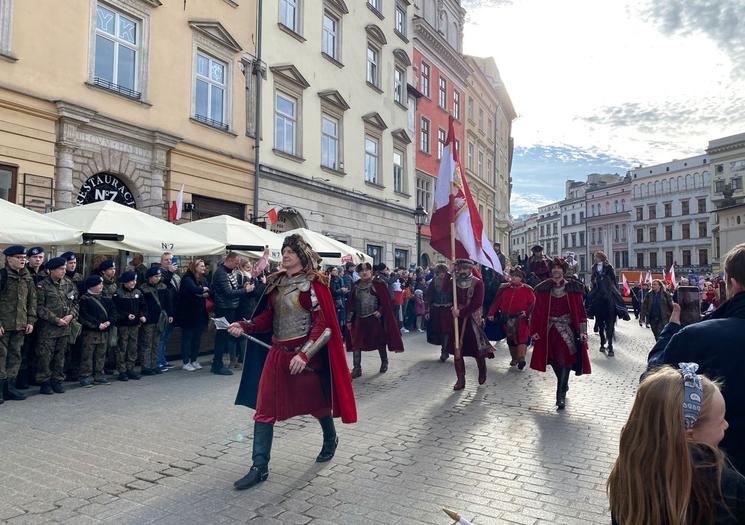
[719,280,727,301]
[677,286,702,326]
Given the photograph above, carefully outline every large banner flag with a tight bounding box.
[429,116,502,272]
[169,184,184,222]
[666,263,677,289]
[622,273,630,296]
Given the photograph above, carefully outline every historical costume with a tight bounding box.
[423,263,454,362]
[585,251,630,356]
[487,267,535,370]
[229,234,356,491]
[346,263,404,378]
[526,245,550,288]
[448,259,495,390]
[565,252,580,279]
[530,258,591,410]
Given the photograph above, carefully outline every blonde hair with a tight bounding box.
[607,366,725,524]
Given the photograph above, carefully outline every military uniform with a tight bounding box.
[112,285,145,378]
[78,290,117,384]
[140,280,172,374]
[101,275,119,373]
[0,263,37,401]
[36,275,78,390]
[18,265,47,388]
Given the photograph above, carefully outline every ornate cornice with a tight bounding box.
[413,18,471,82]
[188,21,242,53]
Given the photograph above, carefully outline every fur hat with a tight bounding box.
[282,234,320,271]
[454,259,474,268]
[549,257,569,274]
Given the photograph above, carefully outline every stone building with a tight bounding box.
[559,180,587,275]
[585,176,630,271]
[537,202,560,257]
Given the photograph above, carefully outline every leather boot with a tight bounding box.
[5,379,27,400]
[439,347,449,362]
[39,380,53,395]
[453,358,466,391]
[378,348,388,373]
[316,415,338,463]
[234,422,273,490]
[476,357,487,385]
[351,350,362,379]
[15,369,29,390]
[557,368,570,410]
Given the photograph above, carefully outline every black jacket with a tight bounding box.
[648,291,745,474]
[112,286,146,327]
[78,293,117,332]
[210,264,245,310]
[237,278,267,321]
[140,282,173,324]
[176,272,209,328]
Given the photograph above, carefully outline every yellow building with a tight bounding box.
[0,0,257,219]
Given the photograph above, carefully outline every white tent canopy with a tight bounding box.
[46,201,224,255]
[1,199,84,246]
[284,228,373,267]
[180,215,284,261]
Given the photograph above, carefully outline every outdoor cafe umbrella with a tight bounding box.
[1,198,83,246]
[180,215,283,261]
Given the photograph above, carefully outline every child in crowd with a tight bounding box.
[413,289,425,332]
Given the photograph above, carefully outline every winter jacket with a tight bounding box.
[140,282,172,325]
[176,272,209,328]
[0,265,37,330]
[640,290,673,324]
[78,293,117,336]
[112,286,146,327]
[36,276,78,337]
[210,264,245,310]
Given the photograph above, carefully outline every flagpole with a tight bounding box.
[451,223,461,359]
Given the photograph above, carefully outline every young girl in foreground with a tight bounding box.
[608,364,745,524]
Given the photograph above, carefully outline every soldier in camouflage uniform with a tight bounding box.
[61,252,83,381]
[17,246,46,389]
[96,259,118,374]
[78,275,117,387]
[112,271,145,381]
[140,267,173,376]
[62,252,84,294]
[36,257,79,395]
[0,246,36,404]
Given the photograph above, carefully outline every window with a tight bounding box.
[416,176,432,211]
[368,0,381,11]
[393,67,405,104]
[420,117,430,154]
[321,114,339,170]
[437,128,446,160]
[682,223,690,239]
[571,213,576,225]
[571,232,576,246]
[477,149,484,178]
[478,108,484,130]
[94,4,140,96]
[195,52,228,128]
[681,199,689,215]
[650,252,657,268]
[636,207,643,221]
[552,223,557,235]
[698,221,707,238]
[665,251,673,269]
[468,97,474,120]
[648,204,657,219]
[563,216,568,227]
[0,164,16,201]
[637,228,643,243]
[420,62,430,97]
[274,91,297,154]
[366,243,382,265]
[650,227,657,243]
[636,252,644,268]
[579,211,584,222]
[682,250,691,266]
[453,91,460,120]
[438,77,447,108]
[280,0,299,32]
[614,225,620,242]
[541,225,545,237]
[0,0,13,58]
[487,158,493,184]
[614,200,619,213]
[580,254,586,269]
[487,117,493,138]
[733,177,743,190]
[579,231,585,246]
[665,225,672,241]
[393,149,404,193]
[699,249,708,266]
[364,135,379,183]
[622,224,627,241]
[467,142,474,170]
[591,204,596,216]
[366,45,379,87]
[394,3,406,37]
[394,248,408,269]
[698,198,706,213]
[715,180,725,193]
[322,12,338,60]
[563,234,568,247]
[664,202,672,217]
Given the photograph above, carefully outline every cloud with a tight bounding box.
[639,0,745,75]
[510,191,557,216]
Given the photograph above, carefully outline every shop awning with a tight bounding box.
[180,215,284,261]
[46,201,225,255]
[1,199,84,246]
[284,228,373,267]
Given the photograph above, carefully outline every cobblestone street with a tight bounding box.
[0,321,655,524]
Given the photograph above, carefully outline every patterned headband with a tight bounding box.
[679,362,703,430]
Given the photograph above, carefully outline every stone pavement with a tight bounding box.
[0,320,657,524]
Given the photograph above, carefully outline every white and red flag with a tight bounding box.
[666,263,677,289]
[169,184,184,222]
[646,271,653,285]
[638,272,644,286]
[622,273,630,296]
[429,116,502,272]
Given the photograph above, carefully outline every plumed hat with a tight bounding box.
[549,257,569,273]
[282,234,320,271]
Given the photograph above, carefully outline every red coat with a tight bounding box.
[346,278,404,353]
[529,279,591,375]
[446,275,494,358]
[240,271,357,424]
[488,283,535,345]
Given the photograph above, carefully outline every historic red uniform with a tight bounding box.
[424,272,454,346]
[346,278,403,353]
[446,274,494,359]
[488,282,535,346]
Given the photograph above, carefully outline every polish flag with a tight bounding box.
[622,273,630,296]
[169,184,184,222]
[638,272,644,286]
[266,207,278,225]
[666,263,677,289]
[646,271,653,285]
[429,116,501,272]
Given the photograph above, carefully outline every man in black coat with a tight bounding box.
[210,253,251,375]
[648,243,745,473]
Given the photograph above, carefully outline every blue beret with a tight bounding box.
[119,271,137,283]
[145,267,161,279]
[46,257,66,270]
[85,275,103,290]
[60,252,77,262]
[96,259,115,272]
[26,246,44,257]
[3,245,26,257]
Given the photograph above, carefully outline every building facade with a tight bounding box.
[0,0,257,219]
[585,177,631,272]
[559,180,587,274]
[537,202,560,256]
[629,154,712,274]
[256,0,417,268]
[708,132,745,267]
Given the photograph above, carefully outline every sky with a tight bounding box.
[462,0,745,216]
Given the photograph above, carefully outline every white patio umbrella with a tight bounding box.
[284,228,372,267]
[46,201,224,255]
[0,199,83,246]
[180,215,283,261]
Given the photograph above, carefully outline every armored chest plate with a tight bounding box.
[355,281,379,318]
[272,273,312,341]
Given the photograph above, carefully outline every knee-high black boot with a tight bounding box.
[378,348,388,373]
[316,415,338,463]
[351,350,362,379]
[234,422,273,490]
[557,368,571,410]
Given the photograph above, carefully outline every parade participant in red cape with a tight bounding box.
[424,263,454,362]
[227,234,356,491]
[448,259,494,390]
[526,245,551,288]
[487,267,535,370]
[345,262,403,378]
[530,257,591,410]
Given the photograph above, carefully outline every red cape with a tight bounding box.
[346,279,404,353]
[313,279,358,423]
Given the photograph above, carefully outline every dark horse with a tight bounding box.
[585,262,630,356]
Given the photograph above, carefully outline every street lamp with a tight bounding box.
[414,205,428,267]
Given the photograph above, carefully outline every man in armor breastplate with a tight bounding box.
[346,263,404,379]
[228,234,356,491]
[424,263,453,362]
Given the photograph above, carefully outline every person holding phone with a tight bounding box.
[639,280,674,340]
